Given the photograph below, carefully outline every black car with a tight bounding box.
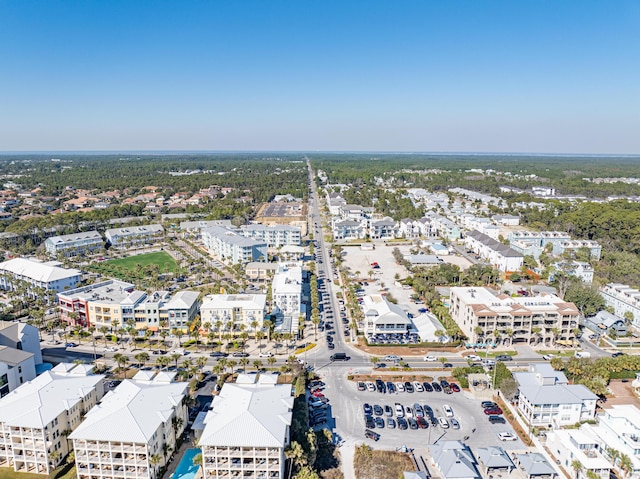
[407,417,419,430]
[375,417,385,428]
[481,401,497,409]
[375,379,386,393]
[387,381,396,393]
[423,382,433,392]
[432,382,442,392]
[384,405,393,417]
[488,415,505,424]
[373,405,384,416]
[397,417,408,430]
[357,382,366,391]
[440,379,450,389]
[404,381,414,393]
[364,429,380,441]
[327,343,335,350]
[365,415,376,429]
[210,351,229,358]
[443,363,453,368]
[363,403,373,415]
[232,352,249,357]
[496,355,513,361]
[612,352,625,358]
[423,404,434,417]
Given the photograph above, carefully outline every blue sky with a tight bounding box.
[1,0,639,153]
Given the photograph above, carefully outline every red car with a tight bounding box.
[484,407,503,415]
[416,417,429,429]
[450,383,461,393]
[312,391,325,398]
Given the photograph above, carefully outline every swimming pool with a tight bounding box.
[173,448,201,479]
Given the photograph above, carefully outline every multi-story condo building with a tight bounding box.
[464,230,523,273]
[600,283,640,328]
[272,262,303,334]
[0,321,42,397]
[58,281,199,331]
[44,231,104,258]
[104,224,164,249]
[547,429,610,479]
[553,239,602,261]
[0,363,104,474]
[202,226,267,264]
[513,364,597,428]
[245,262,277,284]
[200,294,266,331]
[199,374,293,479]
[57,280,142,328]
[549,261,594,284]
[582,405,640,478]
[240,224,301,248]
[449,287,579,346]
[70,371,188,479]
[507,231,600,261]
[362,294,412,338]
[369,217,398,240]
[331,219,366,241]
[431,215,460,242]
[0,257,81,299]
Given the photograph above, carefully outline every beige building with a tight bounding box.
[199,374,293,479]
[70,371,188,479]
[0,363,104,474]
[449,287,579,346]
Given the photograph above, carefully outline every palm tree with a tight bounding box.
[619,453,633,478]
[239,357,249,370]
[267,356,277,369]
[571,459,583,479]
[227,359,237,374]
[134,352,149,368]
[149,454,163,475]
[253,359,263,371]
[113,353,129,379]
[370,356,379,367]
[170,353,181,369]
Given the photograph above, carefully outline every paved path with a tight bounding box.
[339,443,356,479]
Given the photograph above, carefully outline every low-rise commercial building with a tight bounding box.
[0,363,104,474]
[362,294,412,338]
[70,371,188,479]
[272,262,303,334]
[199,374,293,479]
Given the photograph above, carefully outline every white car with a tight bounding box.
[366,381,376,392]
[258,352,274,358]
[542,354,555,360]
[395,403,405,417]
[385,355,402,361]
[413,381,424,392]
[104,347,117,352]
[423,355,438,362]
[438,417,449,428]
[498,432,517,441]
[466,354,482,361]
[443,404,454,417]
[395,382,405,392]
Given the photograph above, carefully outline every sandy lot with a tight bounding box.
[605,380,640,409]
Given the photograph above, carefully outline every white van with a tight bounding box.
[575,351,591,359]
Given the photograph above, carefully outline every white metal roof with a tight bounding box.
[69,377,187,443]
[199,375,293,448]
[0,366,104,428]
[0,257,81,283]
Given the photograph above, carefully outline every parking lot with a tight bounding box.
[334,377,525,451]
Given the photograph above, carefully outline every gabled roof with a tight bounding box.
[0,367,104,428]
[514,453,556,477]
[199,375,293,448]
[69,378,187,443]
[0,257,81,283]
[476,446,515,470]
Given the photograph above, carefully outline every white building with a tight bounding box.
[369,217,398,240]
[202,226,268,264]
[199,374,293,479]
[105,224,164,249]
[464,230,523,272]
[70,371,188,479]
[272,262,303,333]
[583,404,640,478]
[547,429,611,479]
[0,257,81,299]
[200,294,266,331]
[449,287,580,346]
[492,214,520,226]
[362,294,412,338]
[0,347,36,398]
[240,224,301,248]
[0,363,104,474]
[44,231,104,257]
[513,363,598,428]
[0,321,42,366]
[549,261,594,284]
[332,219,366,241]
[600,283,640,329]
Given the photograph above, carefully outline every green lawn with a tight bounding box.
[105,251,178,273]
[0,468,45,479]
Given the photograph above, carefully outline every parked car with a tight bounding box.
[413,381,424,392]
[431,382,442,392]
[384,355,402,361]
[407,418,419,430]
[498,432,517,441]
[484,407,503,415]
[443,404,454,417]
[423,382,433,392]
[395,403,405,417]
[397,417,408,430]
[450,383,460,392]
[365,416,376,429]
[450,418,460,429]
[373,405,384,416]
[438,417,449,428]
[232,352,249,357]
[65,342,77,348]
[375,417,385,428]
[481,401,497,409]
[387,417,396,429]
[496,354,513,361]
[357,382,366,391]
[364,429,380,441]
[363,403,373,415]
[489,415,506,424]
[404,381,414,393]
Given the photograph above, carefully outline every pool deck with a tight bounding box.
[162,433,199,479]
